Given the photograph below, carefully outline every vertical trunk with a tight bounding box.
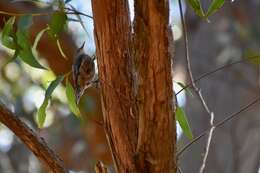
[92,0,176,172]
[133,1,176,172]
[92,1,138,172]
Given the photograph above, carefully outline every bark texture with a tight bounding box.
[0,105,68,173]
[92,0,176,172]
[133,1,176,172]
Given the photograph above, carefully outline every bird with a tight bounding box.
[72,42,96,104]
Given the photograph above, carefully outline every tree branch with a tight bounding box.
[0,104,68,173]
[175,55,260,96]
[178,1,215,172]
[177,97,260,157]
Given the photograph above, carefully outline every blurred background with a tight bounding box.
[0,0,260,172]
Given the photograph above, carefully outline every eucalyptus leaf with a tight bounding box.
[37,76,64,128]
[16,30,46,69]
[244,51,260,65]
[48,11,67,40]
[32,27,48,52]
[206,0,225,17]
[1,17,16,49]
[186,0,205,17]
[56,39,67,59]
[18,15,32,30]
[176,106,193,140]
[66,79,81,117]
[37,100,48,128]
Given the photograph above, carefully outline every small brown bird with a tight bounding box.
[72,42,95,104]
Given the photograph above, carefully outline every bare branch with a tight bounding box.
[178,0,215,172]
[177,97,260,157]
[0,9,93,19]
[175,56,260,96]
[0,104,68,173]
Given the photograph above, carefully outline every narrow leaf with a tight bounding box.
[48,11,67,40]
[0,50,19,69]
[244,51,260,65]
[16,15,46,70]
[1,17,16,49]
[56,39,67,59]
[32,27,48,51]
[45,76,64,99]
[206,0,225,17]
[66,79,81,117]
[176,106,193,139]
[37,76,64,128]
[16,30,46,69]
[186,0,205,17]
[37,99,48,128]
[18,15,32,30]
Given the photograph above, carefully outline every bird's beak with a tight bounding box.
[75,88,81,105]
[75,88,82,104]
[76,94,81,105]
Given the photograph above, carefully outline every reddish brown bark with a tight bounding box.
[133,1,176,172]
[92,1,138,172]
[92,0,176,173]
[0,105,68,173]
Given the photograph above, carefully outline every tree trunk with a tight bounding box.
[92,0,176,173]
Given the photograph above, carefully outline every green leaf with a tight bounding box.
[16,29,30,49]
[206,0,225,17]
[32,27,48,51]
[16,16,46,69]
[56,39,67,59]
[37,76,64,128]
[45,76,64,99]
[186,0,205,17]
[18,15,32,30]
[176,82,193,97]
[66,79,81,117]
[244,51,260,65]
[0,50,19,69]
[1,17,16,49]
[16,30,46,69]
[176,106,193,140]
[37,99,48,128]
[48,11,67,40]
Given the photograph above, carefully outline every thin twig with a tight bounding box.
[0,8,93,19]
[177,97,260,157]
[178,1,215,172]
[175,55,260,96]
[0,10,51,16]
[177,166,183,173]
[65,7,93,19]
